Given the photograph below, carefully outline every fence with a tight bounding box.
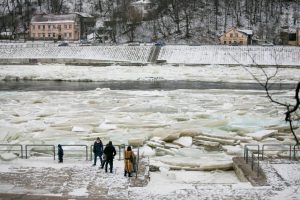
[61,145,88,161]
[243,143,300,177]
[25,145,55,160]
[1,143,140,162]
[0,144,23,158]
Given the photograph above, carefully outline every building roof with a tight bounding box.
[131,0,152,5]
[31,14,77,23]
[237,29,253,35]
[74,12,93,18]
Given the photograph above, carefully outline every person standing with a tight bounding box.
[103,141,116,173]
[58,144,64,163]
[124,146,135,177]
[93,137,103,166]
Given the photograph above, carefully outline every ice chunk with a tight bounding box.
[146,141,164,148]
[193,139,220,148]
[128,138,144,146]
[156,147,176,156]
[0,153,18,161]
[153,129,180,142]
[140,145,156,157]
[222,145,243,156]
[173,137,193,147]
[247,130,278,141]
[194,135,236,145]
[176,148,205,158]
[71,126,91,133]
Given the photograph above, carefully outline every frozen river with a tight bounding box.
[0,80,296,91]
[0,64,299,171]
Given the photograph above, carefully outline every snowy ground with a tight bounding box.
[0,157,299,199]
[0,64,299,83]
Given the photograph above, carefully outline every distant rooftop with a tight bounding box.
[31,14,77,23]
[237,29,253,35]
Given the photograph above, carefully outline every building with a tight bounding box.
[30,14,80,41]
[219,27,253,45]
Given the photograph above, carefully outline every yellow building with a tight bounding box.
[219,28,253,45]
[30,14,80,41]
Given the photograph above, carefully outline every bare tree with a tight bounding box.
[230,49,300,146]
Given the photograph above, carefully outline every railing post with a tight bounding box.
[257,146,260,160]
[119,145,121,161]
[21,145,23,159]
[289,145,292,160]
[25,145,28,159]
[257,158,260,177]
[86,145,88,161]
[246,147,249,163]
[262,145,264,160]
[53,146,55,160]
[90,145,93,161]
[251,153,254,170]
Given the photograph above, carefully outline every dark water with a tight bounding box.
[0,80,296,91]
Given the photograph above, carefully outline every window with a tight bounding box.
[38,25,40,29]
[230,33,233,38]
[239,41,243,45]
[69,33,72,37]
[53,33,56,37]
[224,41,226,44]
[38,33,41,37]
[43,25,45,30]
[64,33,67,38]
[69,24,72,29]
[53,25,56,29]
[48,25,51,29]
[48,33,51,38]
[235,33,238,37]
[32,25,35,29]
[64,25,67,29]
[229,41,232,44]
[43,33,45,38]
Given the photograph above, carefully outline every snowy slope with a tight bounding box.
[159,45,300,66]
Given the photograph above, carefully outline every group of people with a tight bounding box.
[57,137,136,177]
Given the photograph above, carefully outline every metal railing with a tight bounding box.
[294,145,300,159]
[244,143,300,177]
[0,144,23,158]
[262,144,292,160]
[244,144,260,163]
[25,145,55,160]
[251,152,260,177]
[61,145,88,161]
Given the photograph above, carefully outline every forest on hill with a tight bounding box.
[0,0,299,44]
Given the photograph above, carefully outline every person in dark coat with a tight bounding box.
[93,137,103,166]
[103,141,116,173]
[58,144,64,163]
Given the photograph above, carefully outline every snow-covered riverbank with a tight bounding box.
[0,64,299,83]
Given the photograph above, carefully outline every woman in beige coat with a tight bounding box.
[124,146,135,177]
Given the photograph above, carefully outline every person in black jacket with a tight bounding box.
[103,141,116,173]
[58,144,64,163]
[93,137,103,166]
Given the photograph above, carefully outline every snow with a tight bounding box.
[159,45,300,66]
[0,46,153,63]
